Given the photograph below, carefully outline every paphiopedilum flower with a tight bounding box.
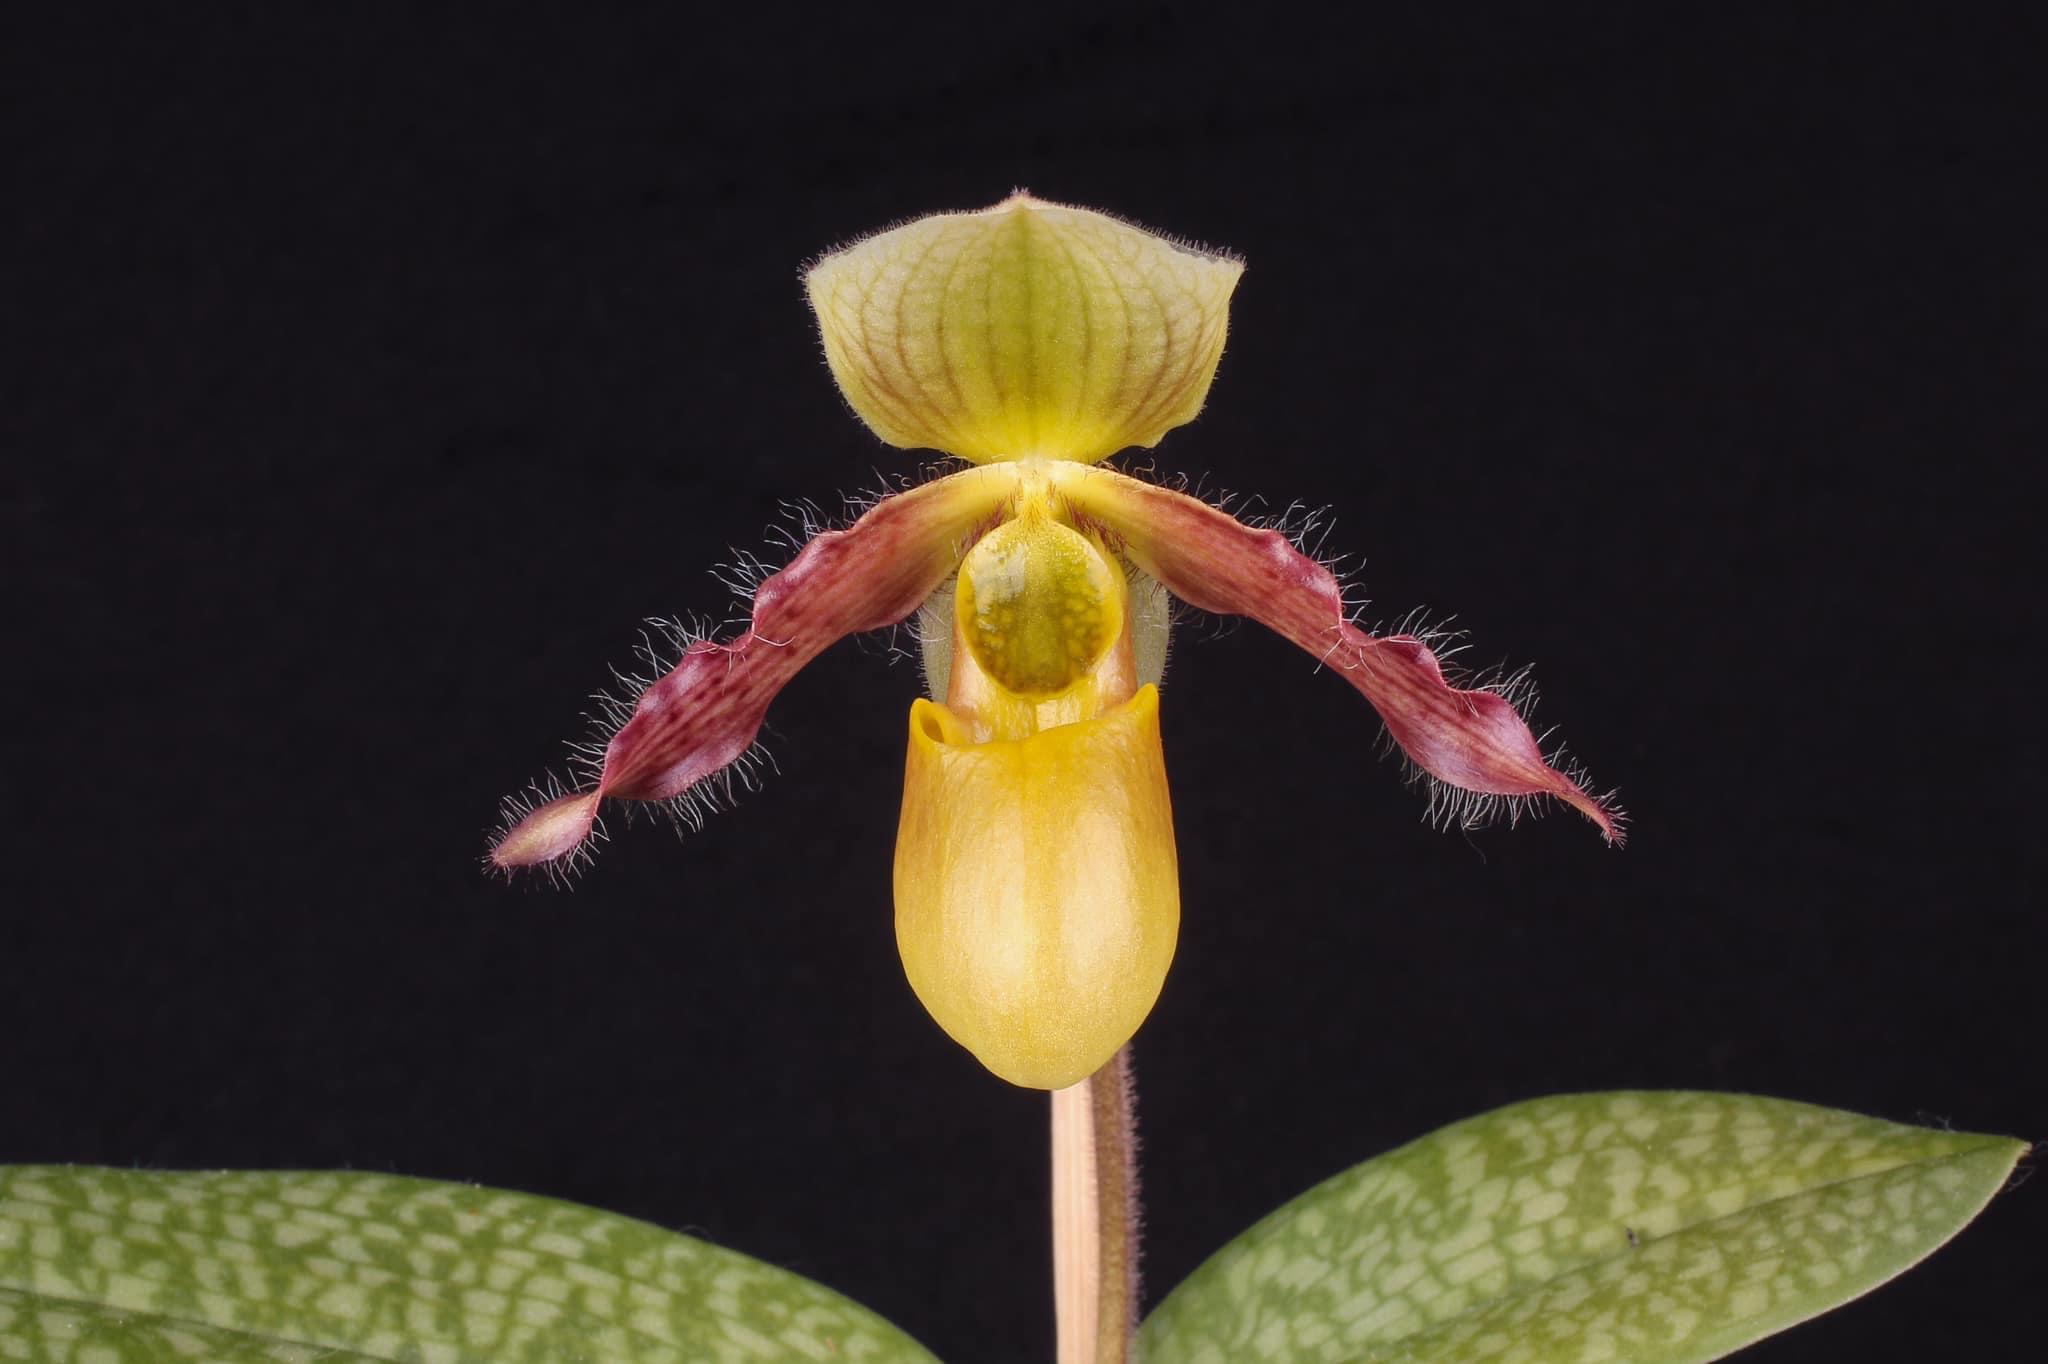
[491,193,1621,1089]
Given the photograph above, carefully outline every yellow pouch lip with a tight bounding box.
[894,684,1179,1090]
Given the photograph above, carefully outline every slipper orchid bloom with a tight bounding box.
[491,193,1621,1089]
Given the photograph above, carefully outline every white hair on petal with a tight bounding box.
[1111,461,1607,840]
[494,463,980,874]
[485,768,610,887]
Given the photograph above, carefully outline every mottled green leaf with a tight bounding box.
[0,1166,938,1363]
[1140,1091,2024,1364]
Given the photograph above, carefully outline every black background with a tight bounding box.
[6,7,2040,1362]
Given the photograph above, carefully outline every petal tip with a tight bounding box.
[489,790,601,871]
[1565,783,1628,847]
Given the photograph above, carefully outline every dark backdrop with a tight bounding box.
[7,7,2039,1362]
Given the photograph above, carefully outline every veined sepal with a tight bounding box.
[806,193,1244,464]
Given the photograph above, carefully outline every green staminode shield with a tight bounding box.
[0,1166,936,1363]
[1138,1091,2023,1364]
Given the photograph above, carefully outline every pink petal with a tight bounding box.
[491,466,1019,870]
[1056,465,1624,844]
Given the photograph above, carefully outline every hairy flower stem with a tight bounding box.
[1052,1046,1138,1364]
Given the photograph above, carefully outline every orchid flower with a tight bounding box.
[490,193,1621,1090]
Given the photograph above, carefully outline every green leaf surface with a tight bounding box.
[0,1166,938,1363]
[1139,1091,2024,1364]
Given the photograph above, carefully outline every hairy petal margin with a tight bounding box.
[1054,462,1623,843]
[491,464,1022,870]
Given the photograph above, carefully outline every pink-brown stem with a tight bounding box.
[1052,1047,1138,1364]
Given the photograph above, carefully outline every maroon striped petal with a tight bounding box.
[1054,463,1623,844]
[491,464,1021,870]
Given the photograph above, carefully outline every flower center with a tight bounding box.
[956,507,1124,700]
